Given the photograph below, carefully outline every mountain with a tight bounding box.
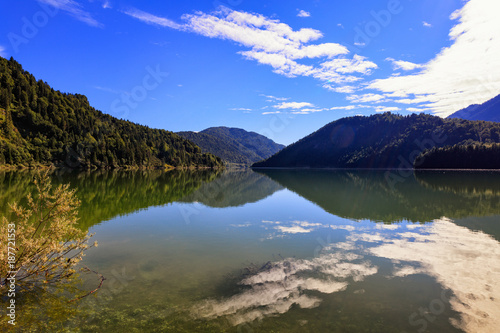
[177,127,285,165]
[252,112,500,169]
[0,57,223,169]
[447,94,500,122]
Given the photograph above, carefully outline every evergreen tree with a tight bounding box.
[0,56,223,169]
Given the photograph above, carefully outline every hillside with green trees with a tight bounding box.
[178,127,285,165]
[414,142,500,169]
[447,94,500,122]
[253,112,500,169]
[0,56,223,169]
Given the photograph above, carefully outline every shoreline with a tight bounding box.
[0,164,224,171]
[251,166,500,172]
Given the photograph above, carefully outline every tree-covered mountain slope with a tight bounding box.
[178,126,285,165]
[448,94,500,122]
[0,56,223,169]
[252,112,500,169]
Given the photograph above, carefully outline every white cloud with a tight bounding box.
[261,95,326,115]
[297,10,311,18]
[423,21,432,28]
[347,93,387,104]
[329,105,372,111]
[123,6,377,92]
[369,0,500,117]
[102,0,111,9]
[290,108,325,115]
[122,7,182,29]
[262,95,288,101]
[323,84,357,94]
[406,107,428,112]
[386,57,423,71]
[93,85,122,94]
[374,106,401,113]
[394,94,433,105]
[239,50,314,78]
[182,8,326,53]
[321,55,377,74]
[274,101,314,109]
[230,107,252,111]
[330,105,355,110]
[0,45,7,58]
[385,91,409,98]
[36,0,103,27]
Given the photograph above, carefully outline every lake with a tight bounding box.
[1,169,500,332]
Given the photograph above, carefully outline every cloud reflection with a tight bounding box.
[369,218,500,333]
[192,252,377,326]
[194,218,500,332]
[261,219,330,236]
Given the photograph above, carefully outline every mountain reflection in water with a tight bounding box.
[2,169,500,332]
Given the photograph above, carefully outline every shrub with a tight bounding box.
[0,172,96,292]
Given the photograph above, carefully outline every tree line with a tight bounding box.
[253,112,500,169]
[0,56,223,169]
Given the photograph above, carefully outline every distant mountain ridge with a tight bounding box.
[448,94,500,122]
[253,112,500,169]
[178,127,285,165]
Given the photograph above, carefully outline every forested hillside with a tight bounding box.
[178,126,284,165]
[0,56,223,169]
[253,112,500,169]
[415,142,500,169]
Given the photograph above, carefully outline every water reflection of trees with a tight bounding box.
[0,170,221,229]
[257,170,500,222]
[0,170,285,230]
[415,171,500,197]
[179,170,283,208]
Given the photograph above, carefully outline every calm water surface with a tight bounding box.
[1,169,499,332]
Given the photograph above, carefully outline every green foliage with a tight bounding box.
[415,142,500,169]
[253,112,500,169]
[0,56,223,169]
[0,169,222,230]
[178,126,285,165]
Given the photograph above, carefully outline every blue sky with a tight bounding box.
[1,0,499,145]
